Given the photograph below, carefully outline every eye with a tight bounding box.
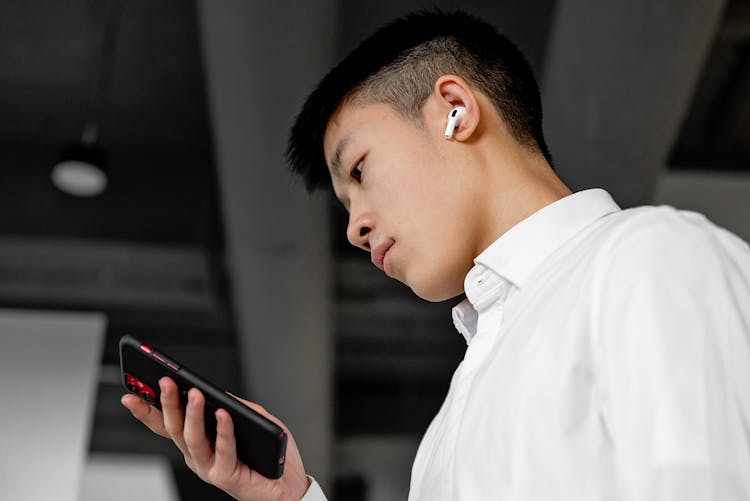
[350,159,364,183]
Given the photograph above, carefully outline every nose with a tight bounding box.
[346,210,373,251]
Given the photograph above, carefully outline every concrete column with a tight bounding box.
[197,0,336,489]
[542,0,726,207]
[0,309,105,501]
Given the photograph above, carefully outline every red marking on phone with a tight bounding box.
[279,456,285,464]
[153,352,166,363]
[166,362,179,371]
[125,374,156,404]
[279,431,286,439]
[139,344,153,354]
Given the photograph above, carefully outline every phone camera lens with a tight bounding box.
[126,382,137,392]
[141,392,154,404]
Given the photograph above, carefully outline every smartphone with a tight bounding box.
[119,334,287,479]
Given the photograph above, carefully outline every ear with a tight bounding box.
[427,75,481,142]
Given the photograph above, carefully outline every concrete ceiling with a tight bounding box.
[0,0,219,245]
[0,0,745,246]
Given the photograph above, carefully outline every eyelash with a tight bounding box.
[350,159,364,183]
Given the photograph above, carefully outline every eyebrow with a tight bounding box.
[329,135,351,179]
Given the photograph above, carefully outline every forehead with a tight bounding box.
[324,101,381,153]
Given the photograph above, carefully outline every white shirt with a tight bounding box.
[304,188,750,501]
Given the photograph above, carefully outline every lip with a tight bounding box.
[371,241,394,272]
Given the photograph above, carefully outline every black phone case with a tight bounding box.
[119,335,287,479]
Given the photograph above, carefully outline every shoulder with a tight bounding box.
[603,204,718,249]
[584,204,750,328]
[591,204,745,276]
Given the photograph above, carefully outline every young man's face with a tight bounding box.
[323,101,483,302]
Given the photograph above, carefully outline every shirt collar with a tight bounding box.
[452,188,621,343]
[474,188,621,290]
[452,298,477,345]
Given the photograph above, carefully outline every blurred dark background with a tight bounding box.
[0,0,748,500]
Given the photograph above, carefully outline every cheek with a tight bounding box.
[399,206,475,293]
[388,164,448,212]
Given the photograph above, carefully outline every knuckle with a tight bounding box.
[184,456,199,476]
[131,406,150,423]
[183,429,200,449]
[163,420,180,439]
[207,469,226,487]
[189,464,209,483]
[148,423,167,438]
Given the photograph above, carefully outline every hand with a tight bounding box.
[121,377,311,501]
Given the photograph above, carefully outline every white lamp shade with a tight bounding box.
[51,160,108,197]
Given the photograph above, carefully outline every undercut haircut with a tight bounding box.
[287,9,552,192]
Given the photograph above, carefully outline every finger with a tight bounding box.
[159,377,190,454]
[183,388,214,472]
[184,455,197,474]
[121,393,169,438]
[213,408,239,476]
[227,393,285,430]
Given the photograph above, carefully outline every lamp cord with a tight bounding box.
[83,0,124,145]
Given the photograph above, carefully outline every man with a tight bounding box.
[123,10,750,501]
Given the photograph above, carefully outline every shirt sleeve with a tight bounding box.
[593,212,750,501]
[299,475,328,501]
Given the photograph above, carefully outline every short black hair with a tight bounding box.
[286,9,551,192]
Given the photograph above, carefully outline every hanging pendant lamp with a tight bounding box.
[52,0,122,197]
[52,123,108,197]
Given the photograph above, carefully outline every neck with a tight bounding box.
[474,144,572,257]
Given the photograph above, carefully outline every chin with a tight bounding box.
[407,276,464,303]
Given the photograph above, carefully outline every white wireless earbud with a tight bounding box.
[444,106,467,139]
